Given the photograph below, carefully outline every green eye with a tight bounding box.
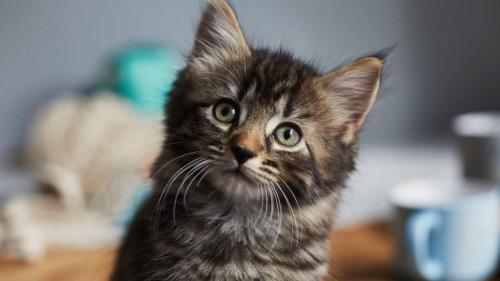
[213,101,237,123]
[274,124,301,147]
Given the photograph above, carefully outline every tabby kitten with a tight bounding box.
[112,0,384,280]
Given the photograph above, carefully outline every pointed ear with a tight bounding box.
[189,0,250,69]
[316,57,383,144]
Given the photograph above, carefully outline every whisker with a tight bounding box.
[269,181,282,249]
[279,177,303,245]
[275,180,300,246]
[178,159,210,196]
[182,161,213,210]
[260,182,270,233]
[254,183,265,226]
[154,157,204,230]
[197,166,216,186]
[171,158,208,224]
[152,152,200,230]
[150,151,199,180]
[264,182,275,240]
[260,166,278,176]
[244,168,273,183]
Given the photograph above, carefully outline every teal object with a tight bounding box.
[114,45,180,115]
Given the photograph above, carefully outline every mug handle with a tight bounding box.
[408,210,444,280]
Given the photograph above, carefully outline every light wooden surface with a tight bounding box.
[328,222,394,281]
[0,247,116,281]
[0,222,496,281]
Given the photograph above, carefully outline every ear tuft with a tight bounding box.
[189,0,250,70]
[316,57,383,143]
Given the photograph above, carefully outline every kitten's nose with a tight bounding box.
[231,145,256,165]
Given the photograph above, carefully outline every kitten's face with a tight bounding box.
[171,52,324,200]
[161,0,383,204]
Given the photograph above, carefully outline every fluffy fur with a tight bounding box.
[112,0,384,280]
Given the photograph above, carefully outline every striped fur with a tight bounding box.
[112,1,383,280]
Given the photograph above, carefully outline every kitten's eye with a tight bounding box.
[273,124,301,147]
[213,101,237,123]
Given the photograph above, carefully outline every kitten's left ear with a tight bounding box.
[189,0,250,70]
[316,57,383,144]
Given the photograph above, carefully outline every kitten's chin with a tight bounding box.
[223,169,255,185]
[209,169,262,201]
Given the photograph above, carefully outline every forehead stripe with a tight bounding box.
[238,80,257,102]
[283,80,303,117]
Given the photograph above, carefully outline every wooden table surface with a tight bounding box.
[0,222,496,281]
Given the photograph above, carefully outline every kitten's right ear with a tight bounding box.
[189,0,250,70]
[316,57,383,144]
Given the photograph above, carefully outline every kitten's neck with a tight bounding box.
[155,182,338,247]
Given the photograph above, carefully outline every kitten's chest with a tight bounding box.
[154,216,330,281]
[148,192,338,280]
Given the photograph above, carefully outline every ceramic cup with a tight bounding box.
[453,112,500,181]
[391,178,499,280]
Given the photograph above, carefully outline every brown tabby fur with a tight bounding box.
[112,0,385,280]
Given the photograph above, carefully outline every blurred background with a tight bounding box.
[2,0,500,220]
[0,0,499,279]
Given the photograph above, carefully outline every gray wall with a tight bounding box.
[1,0,500,159]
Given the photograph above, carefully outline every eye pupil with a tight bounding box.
[284,129,293,139]
[221,106,231,116]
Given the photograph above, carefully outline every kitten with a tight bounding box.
[111,0,384,280]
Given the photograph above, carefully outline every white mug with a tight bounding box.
[390,178,499,280]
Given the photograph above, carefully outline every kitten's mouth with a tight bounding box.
[223,168,255,185]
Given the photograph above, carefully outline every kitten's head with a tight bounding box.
[160,0,383,205]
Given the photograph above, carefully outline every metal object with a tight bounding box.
[453,112,500,181]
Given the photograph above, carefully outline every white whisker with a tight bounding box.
[269,181,282,249]
[275,180,300,246]
[152,152,200,230]
[154,156,204,229]
[197,166,216,186]
[150,151,199,180]
[182,161,213,209]
[171,158,209,224]
[279,177,303,245]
